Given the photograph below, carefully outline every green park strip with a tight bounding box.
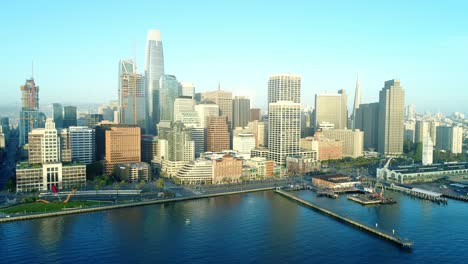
[0,201,105,215]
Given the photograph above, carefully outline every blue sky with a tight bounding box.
[1,0,468,114]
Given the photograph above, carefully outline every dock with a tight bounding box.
[275,189,414,248]
[386,185,448,204]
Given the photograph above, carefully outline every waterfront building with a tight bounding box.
[201,89,233,129]
[63,106,77,128]
[355,102,379,150]
[114,162,150,182]
[314,90,348,130]
[19,78,40,146]
[286,155,320,175]
[207,116,230,152]
[212,154,243,184]
[377,162,468,184]
[174,96,195,122]
[53,103,64,129]
[179,82,195,98]
[159,75,180,122]
[118,59,146,129]
[195,103,219,128]
[312,174,359,189]
[105,126,141,175]
[233,130,256,159]
[174,159,213,185]
[268,101,301,166]
[16,119,86,192]
[422,136,433,165]
[250,108,261,121]
[145,29,165,135]
[244,157,274,178]
[232,96,250,129]
[69,126,95,164]
[378,79,405,156]
[436,126,463,154]
[322,129,364,158]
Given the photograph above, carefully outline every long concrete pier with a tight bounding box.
[0,187,275,224]
[275,190,414,248]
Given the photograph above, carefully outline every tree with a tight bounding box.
[156,178,165,189]
[5,178,16,193]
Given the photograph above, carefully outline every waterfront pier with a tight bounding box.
[275,189,414,248]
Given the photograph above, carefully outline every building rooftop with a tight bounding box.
[313,174,352,183]
[390,162,468,174]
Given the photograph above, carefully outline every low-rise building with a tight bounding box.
[377,162,468,184]
[244,157,275,178]
[212,154,243,184]
[312,174,359,189]
[286,155,320,175]
[174,159,213,185]
[114,162,150,182]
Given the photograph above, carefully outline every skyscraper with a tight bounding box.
[69,126,96,164]
[378,79,405,156]
[118,59,146,129]
[63,106,77,128]
[355,102,379,150]
[314,90,348,130]
[179,82,195,98]
[174,96,195,122]
[436,126,463,154]
[415,121,430,144]
[267,74,301,166]
[19,78,40,146]
[105,126,141,175]
[352,76,361,129]
[422,136,433,165]
[195,103,219,128]
[206,116,230,152]
[145,29,165,135]
[159,75,180,122]
[232,96,250,128]
[201,89,233,129]
[250,108,261,121]
[53,103,64,129]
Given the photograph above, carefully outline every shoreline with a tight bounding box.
[0,187,275,223]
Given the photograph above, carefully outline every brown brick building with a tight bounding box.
[105,127,141,175]
[207,116,230,152]
[212,154,242,184]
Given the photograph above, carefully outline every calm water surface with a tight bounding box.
[1,190,467,263]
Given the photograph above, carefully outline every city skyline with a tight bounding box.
[2,1,468,115]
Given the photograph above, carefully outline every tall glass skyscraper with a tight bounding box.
[118,59,146,129]
[19,78,40,146]
[145,29,165,135]
[53,103,63,129]
[159,75,179,122]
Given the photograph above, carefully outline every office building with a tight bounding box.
[118,59,146,129]
[19,78,40,146]
[195,103,219,128]
[406,104,416,121]
[314,90,348,130]
[105,126,141,175]
[59,128,72,163]
[85,114,103,128]
[378,79,405,155]
[191,127,206,158]
[322,129,364,158]
[114,162,150,182]
[404,121,416,143]
[301,136,343,161]
[268,101,301,165]
[207,116,230,152]
[174,96,195,122]
[145,29,165,135]
[422,136,433,165]
[141,135,158,163]
[179,82,195,98]
[175,159,213,185]
[286,155,319,175]
[233,130,256,159]
[201,89,233,128]
[63,106,77,128]
[250,108,261,121]
[69,126,95,164]
[352,76,361,129]
[301,107,314,138]
[268,74,301,104]
[355,102,379,150]
[159,75,179,122]
[212,154,243,184]
[232,96,250,128]
[436,126,463,154]
[415,121,430,144]
[53,103,63,129]
[244,157,274,178]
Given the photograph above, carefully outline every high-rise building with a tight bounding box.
[159,75,179,122]
[233,130,256,159]
[247,120,267,148]
[232,96,250,129]
[19,78,40,146]
[352,76,361,129]
[250,108,261,121]
[85,114,103,128]
[322,129,364,158]
[207,116,230,152]
[145,29,165,135]
[141,135,158,163]
[195,104,219,128]
[436,126,463,154]
[268,74,301,104]
[0,117,9,138]
[174,96,195,122]
[105,126,141,175]
[404,121,416,143]
[355,102,379,150]
[16,119,86,192]
[415,121,430,144]
[69,126,95,164]
[314,90,348,130]
[201,90,233,129]
[406,104,416,121]
[53,103,64,129]
[118,59,146,129]
[59,128,72,163]
[301,107,314,138]
[179,82,195,98]
[191,127,206,158]
[63,106,77,128]
[267,74,301,166]
[422,136,433,165]
[377,79,405,156]
[268,101,301,165]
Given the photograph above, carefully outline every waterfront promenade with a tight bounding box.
[275,189,414,248]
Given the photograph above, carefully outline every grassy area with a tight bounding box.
[0,201,104,215]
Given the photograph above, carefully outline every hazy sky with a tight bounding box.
[1,0,468,114]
